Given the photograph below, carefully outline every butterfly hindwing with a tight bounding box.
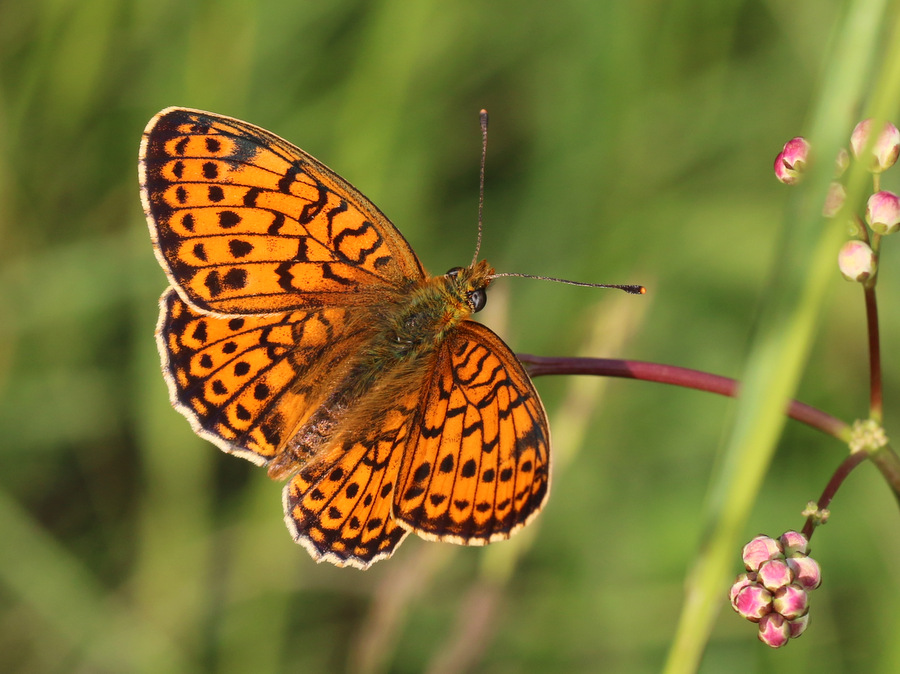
[158,287,373,464]
[140,107,425,315]
[393,321,551,544]
[282,390,422,568]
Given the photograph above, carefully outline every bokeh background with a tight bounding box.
[2,0,900,672]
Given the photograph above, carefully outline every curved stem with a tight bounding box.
[801,450,870,540]
[869,445,900,503]
[519,355,851,441]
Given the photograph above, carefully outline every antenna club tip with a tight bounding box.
[615,284,646,295]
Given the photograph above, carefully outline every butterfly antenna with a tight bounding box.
[472,109,489,267]
[490,271,646,295]
[475,112,644,297]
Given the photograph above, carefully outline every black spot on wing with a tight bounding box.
[219,211,241,228]
[204,271,222,296]
[228,239,253,258]
[222,268,247,290]
[243,187,260,207]
[460,459,477,479]
[438,454,454,474]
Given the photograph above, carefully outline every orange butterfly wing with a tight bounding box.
[394,321,551,543]
[140,107,424,315]
[282,390,421,568]
[157,288,374,464]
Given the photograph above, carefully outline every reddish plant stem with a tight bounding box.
[801,450,870,540]
[519,355,850,440]
[864,286,884,424]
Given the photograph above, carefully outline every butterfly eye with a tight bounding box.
[467,287,487,313]
[445,267,464,279]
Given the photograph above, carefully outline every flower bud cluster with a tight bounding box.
[730,532,822,648]
[774,119,900,286]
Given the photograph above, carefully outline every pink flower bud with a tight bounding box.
[788,612,810,638]
[774,137,810,184]
[835,147,850,177]
[758,613,791,648]
[729,572,756,608]
[773,584,809,620]
[838,240,876,282]
[866,190,900,234]
[779,531,809,556]
[822,182,846,217]
[733,584,773,621]
[787,555,822,590]
[851,119,900,173]
[742,535,782,571]
[782,137,810,164]
[758,559,793,591]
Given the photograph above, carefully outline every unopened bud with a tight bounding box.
[786,555,822,590]
[779,531,809,557]
[733,584,773,621]
[758,613,791,648]
[730,572,756,607]
[773,584,809,620]
[823,182,846,217]
[742,535,782,572]
[851,119,900,173]
[774,137,811,184]
[788,612,810,638]
[866,190,900,234]
[758,559,793,591]
[835,147,850,177]
[838,240,876,282]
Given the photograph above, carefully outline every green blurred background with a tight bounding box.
[2,0,900,672]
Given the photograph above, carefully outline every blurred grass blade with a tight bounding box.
[665,0,896,670]
[0,488,193,672]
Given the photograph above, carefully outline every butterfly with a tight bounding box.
[139,107,550,569]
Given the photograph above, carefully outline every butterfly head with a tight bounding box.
[445,259,495,315]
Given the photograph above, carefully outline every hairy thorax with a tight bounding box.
[267,261,494,478]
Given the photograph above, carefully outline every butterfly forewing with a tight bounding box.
[140,108,425,315]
